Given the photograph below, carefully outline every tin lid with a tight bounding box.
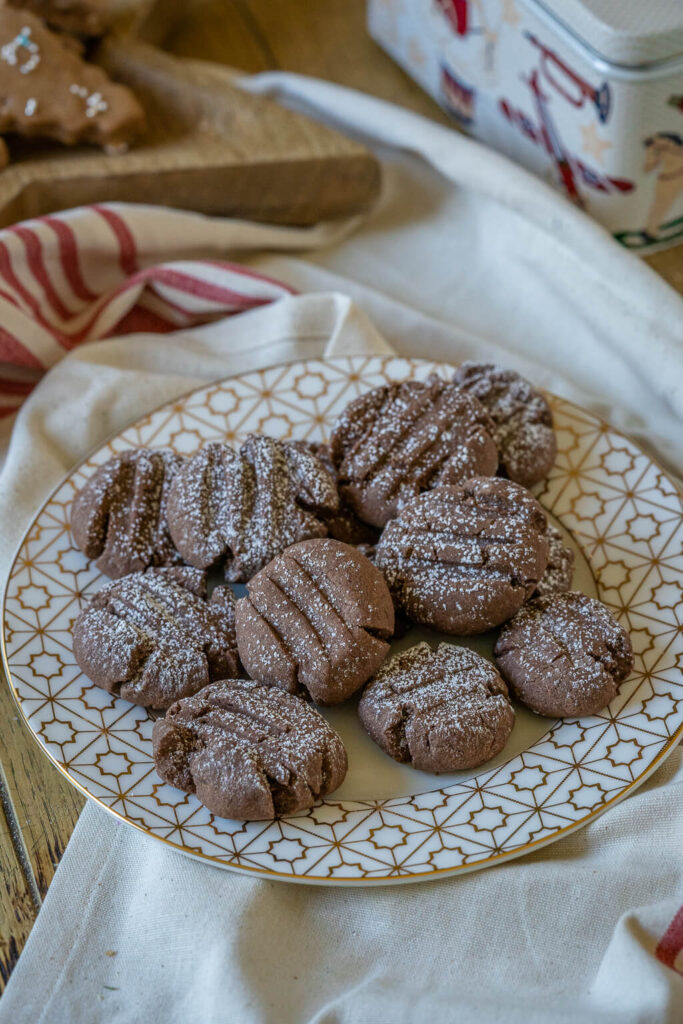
[529,0,683,68]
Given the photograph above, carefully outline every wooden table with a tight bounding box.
[1,0,681,991]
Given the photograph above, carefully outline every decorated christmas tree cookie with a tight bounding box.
[0,8,145,152]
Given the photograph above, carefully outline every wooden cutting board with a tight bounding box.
[0,8,380,227]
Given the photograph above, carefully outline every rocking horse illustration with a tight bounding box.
[616,132,683,248]
[642,132,683,238]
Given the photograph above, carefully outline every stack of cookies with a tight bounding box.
[0,0,144,164]
[69,363,633,820]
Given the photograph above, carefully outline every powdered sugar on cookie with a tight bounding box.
[153,678,347,819]
[375,475,549,634]
[72,567,240,708]
[454,362,556,487]
[167,434,339,581]
[494,590,633,717]
[359,641,514,771]
[71,448,184,579]
[330,376,498,527]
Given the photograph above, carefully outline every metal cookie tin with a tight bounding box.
[368,0,683,250]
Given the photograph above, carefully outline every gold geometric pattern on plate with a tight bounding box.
[2,357,682,885]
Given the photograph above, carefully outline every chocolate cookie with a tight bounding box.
[453,362,556,488]
[305,442,381,549]
[167,434,339,582]
[330,376,498,528]
[534,523,574,598]
[494,591,634,717]
[73,567,240,709]
[0,10,145,151]
[304,445,395,633]
[353,541,413,640]
[153,678,347,820]
[71,448,184,579]
[235,539,394,705]
[375,476,549,634]
[359,642,514,772]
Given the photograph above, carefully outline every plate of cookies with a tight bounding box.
[3,356,683,884]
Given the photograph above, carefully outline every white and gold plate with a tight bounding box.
[3,357,682,885]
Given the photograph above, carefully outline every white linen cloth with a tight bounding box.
[1,73,683,1023]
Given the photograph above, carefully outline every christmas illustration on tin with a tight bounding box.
[432,0,683,249]
[436,0,519,123]
[435,1,633,206]
[618,124,683,250]
[498,33,633,209]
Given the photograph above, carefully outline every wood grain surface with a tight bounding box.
[0,35,380,227]
[1,0,681,995]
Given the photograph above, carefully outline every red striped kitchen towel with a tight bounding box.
[0,204,295,418]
